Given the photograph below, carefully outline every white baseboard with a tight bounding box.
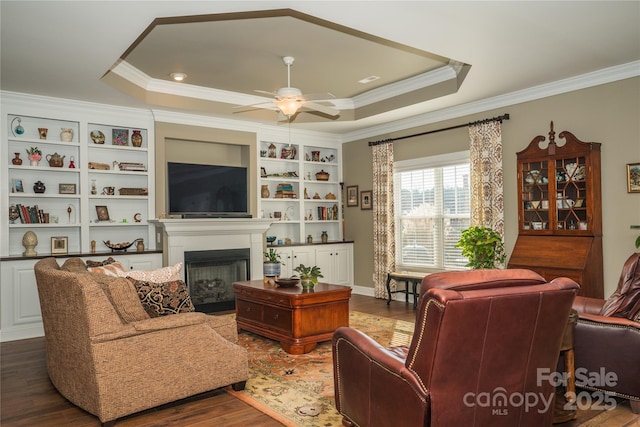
[0,324,44,342]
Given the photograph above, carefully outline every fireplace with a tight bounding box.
[184,248,250,313]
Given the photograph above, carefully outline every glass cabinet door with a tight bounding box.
[555,156,588,231]
[521,160,550,230]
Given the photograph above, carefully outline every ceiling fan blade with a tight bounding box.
[232,102,277,113]
[301,92,336,101]
[302,101,340,117]
[254,89,276,96]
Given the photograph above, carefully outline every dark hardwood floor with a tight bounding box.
[1,294,638,426]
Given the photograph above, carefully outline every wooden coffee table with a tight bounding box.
[233,280,352,354]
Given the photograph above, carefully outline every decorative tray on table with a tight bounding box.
[275,278,300,288]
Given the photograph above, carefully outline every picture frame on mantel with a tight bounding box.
[627,163,640,193]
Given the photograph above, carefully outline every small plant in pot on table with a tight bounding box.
[263,248,283,280]
[293,264,323,289]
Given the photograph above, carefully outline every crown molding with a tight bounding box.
[340,60,640,143]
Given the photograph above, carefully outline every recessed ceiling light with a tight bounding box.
[170,72,187,82]
[358,75,380,84]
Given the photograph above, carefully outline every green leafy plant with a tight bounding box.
[455,226,506,269]
[293,264,323,284]
[635,235,640,249]
[263,248,282,264]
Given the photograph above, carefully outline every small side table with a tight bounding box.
[385,271,428,309]
[553,308,578,424]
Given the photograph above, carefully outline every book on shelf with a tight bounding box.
[119,162,147,172]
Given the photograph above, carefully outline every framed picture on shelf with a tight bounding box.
[12,179,23,193]
[361,190,373,210]
[51,236,68,254]
[58,183,76,194]
[261,167,267,177]
[347,185,359,207]
[112,128,129,146]
[627,163,640,193]
[96,205,110,221]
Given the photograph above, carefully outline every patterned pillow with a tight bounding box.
[86,257,117,267]
[127,277,195,317]
[87,261,127,276]
[120,262,183,282]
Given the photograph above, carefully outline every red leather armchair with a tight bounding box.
[333,269,579,427]
[572,252,640,413]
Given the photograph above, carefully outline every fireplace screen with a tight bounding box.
[184,248,250,312]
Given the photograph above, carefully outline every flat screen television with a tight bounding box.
[167,162,249,218]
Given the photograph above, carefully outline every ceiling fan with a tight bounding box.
[235,56,339,119]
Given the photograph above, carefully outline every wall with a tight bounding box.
[343,77,640,297]
[154,122,257,217]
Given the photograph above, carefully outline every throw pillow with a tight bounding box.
[88,261,127,277]
[127,277,195,317]
[86,257,117,267]
[60,258,88,273]
[91,273,149,323]
[120,262,183,283]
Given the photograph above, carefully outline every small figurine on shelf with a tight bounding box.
[68,156,76,168]
[91,240,96,253]
[112,161,120,171]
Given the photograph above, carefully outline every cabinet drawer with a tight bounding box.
[236,300,262,323]
[263,306,292,332]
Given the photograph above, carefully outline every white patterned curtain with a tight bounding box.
[372,142,395,298]
[469,121,505,236]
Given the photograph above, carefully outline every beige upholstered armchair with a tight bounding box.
[34,257,248,426]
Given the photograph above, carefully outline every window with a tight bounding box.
[394,152,470,270]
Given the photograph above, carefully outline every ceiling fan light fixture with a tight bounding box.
[169,72,187,82]
[276,98,301,117]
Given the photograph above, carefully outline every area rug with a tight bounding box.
[227,311,415,426]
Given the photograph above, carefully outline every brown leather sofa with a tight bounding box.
[572,252,640,413]
[34,257,248,426]
[333,269,579,427]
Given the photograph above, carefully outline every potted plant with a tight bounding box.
[293,264,323,289]
[455,226,506,269]
[26,147,42,166]
[263,248,282,277]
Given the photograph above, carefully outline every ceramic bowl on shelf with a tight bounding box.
[90,130,105,144]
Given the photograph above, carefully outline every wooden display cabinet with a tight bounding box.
[508,122,603,298]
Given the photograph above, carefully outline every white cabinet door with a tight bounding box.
[315,243,353,286]
[331,244,353,285]
[276,246,315,277]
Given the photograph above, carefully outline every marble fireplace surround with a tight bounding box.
[149,219,273,280]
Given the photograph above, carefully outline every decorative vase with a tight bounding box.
[33,181,46,193]
[307,234,313,244]
[131,130,143,147]
[321,231,328,243]
[261,184,270,198]
[60,128,74,142]
[30,160,39,166]
[12,153,22,165]
[136,239,145,252]
[301,278,315,289]
[22,231,38,257]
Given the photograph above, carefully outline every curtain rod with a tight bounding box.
[368,113,510,146]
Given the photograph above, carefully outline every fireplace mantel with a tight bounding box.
[150,218,273,280]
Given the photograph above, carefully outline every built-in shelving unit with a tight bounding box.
[3,106,155,257]
[258,138,343,245]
